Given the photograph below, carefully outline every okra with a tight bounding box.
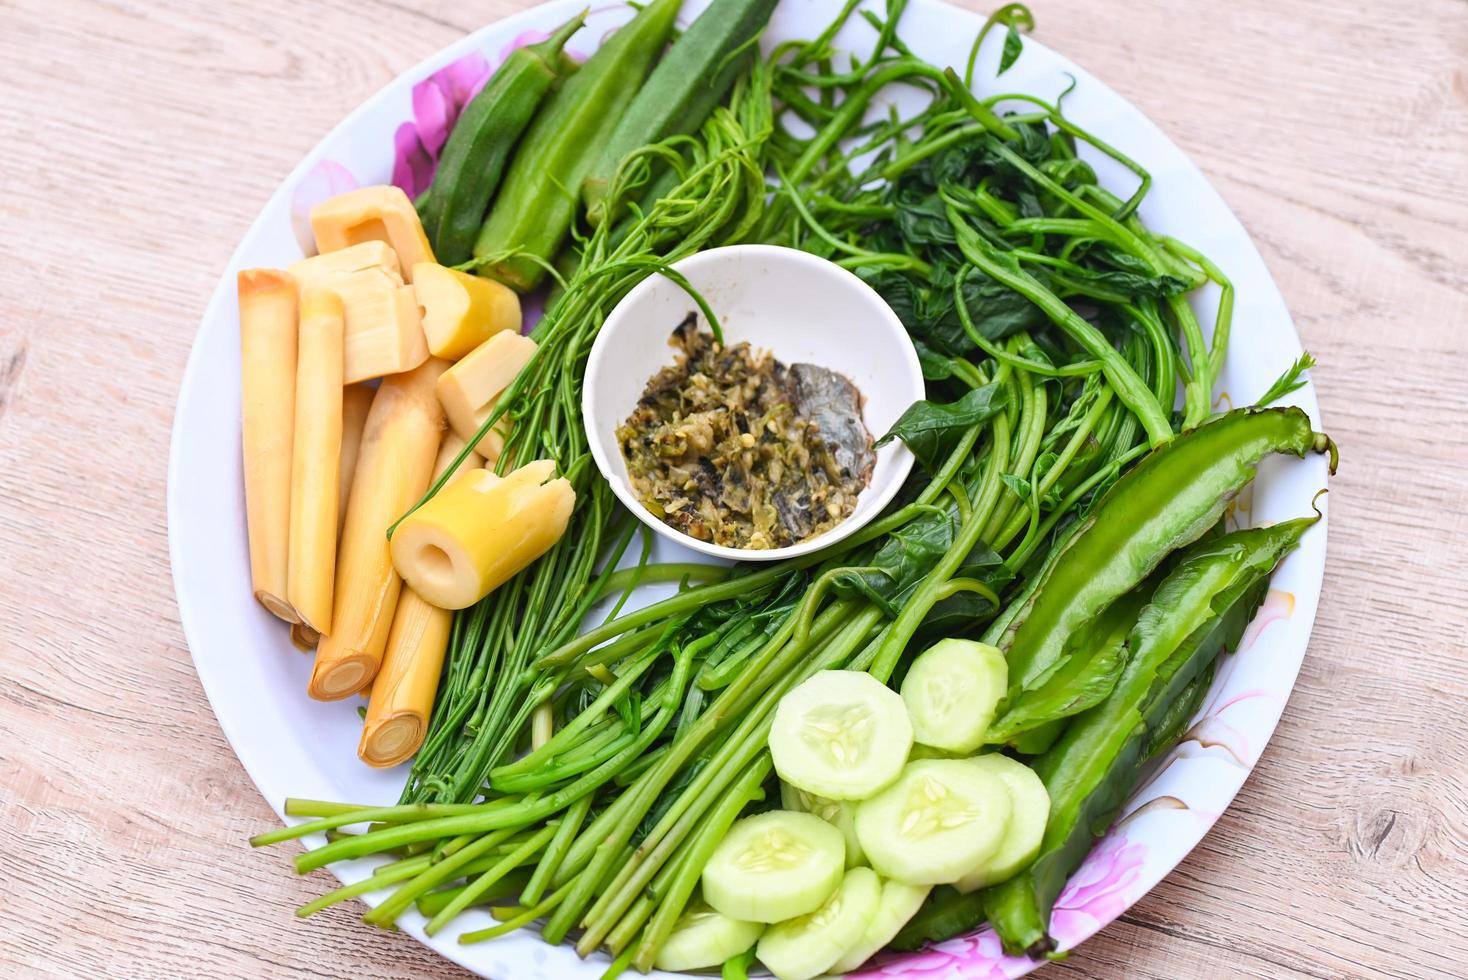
[582,0,779,223]
[473,0,682,291]
[423,13,585,266]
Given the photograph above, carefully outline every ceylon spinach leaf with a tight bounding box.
[876,381,1009,471]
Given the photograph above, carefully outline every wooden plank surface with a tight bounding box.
[1,0,1465,977]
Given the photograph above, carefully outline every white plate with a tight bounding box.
[168,1,1330,977]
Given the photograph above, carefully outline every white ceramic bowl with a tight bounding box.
[582,244,924,562]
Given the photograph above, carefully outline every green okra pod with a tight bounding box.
[474,0,682,291]
[423,12,586,266]
[582,0,779,223]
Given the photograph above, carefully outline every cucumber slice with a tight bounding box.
[830,878,931,973]
[781,781,865,868]
[770,670,912,800]
[702,810,845,923]
[756,866,881,980]
[954,754,1050,892]
[854,759,1012,885]
[900,639,1008,754]
[653,898,764,972]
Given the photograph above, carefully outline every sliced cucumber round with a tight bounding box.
[854,758,1012,885]
[900,639,1008,754]
[653,898,764,972]
[702,810,845,923]
[770,669,912,800]
[830,877,931,973]
[954,753,1050,892]
[756,866,881,980]
[781,781,866,868]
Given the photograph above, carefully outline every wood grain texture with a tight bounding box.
[1,0,1465,977]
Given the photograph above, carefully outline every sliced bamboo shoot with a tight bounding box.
[310,358,449,701]
[310,185,435,281]
[359,433,481,768]
[288,240,401,286]
[337,384,375,537]
[436,331,538,463]
[390,459,574,610]
[413,262,521,360]
[333,268,429,384]
[287,288,346,634]
[238,268,300,623]
[290,623,320,651]
[288,244,427,384]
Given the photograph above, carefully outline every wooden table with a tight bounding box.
[3,0,1465,976]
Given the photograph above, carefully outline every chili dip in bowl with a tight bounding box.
[583,244,923,562]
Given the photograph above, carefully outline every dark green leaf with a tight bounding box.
[875,382,1009,471]
[893,190,956,245]
[1001,473,1033,502]
[832,508,959,614]
[915,342,957,380]
[999,23,1024,75]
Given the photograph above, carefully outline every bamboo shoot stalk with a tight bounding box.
[310,357,448,701]
[360,433,482,766]
[290,623,320,651]
[287,288,346,634]
[238,268,300,623]
[337,384,375,537]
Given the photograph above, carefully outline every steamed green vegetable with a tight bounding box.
[985,514,1321,955]
[989,407,1333,740]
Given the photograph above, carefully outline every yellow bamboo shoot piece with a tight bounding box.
[412,262,521,360]
[310,185,434,281]
[286,289,346,634]
[288,244,427,384]
[238,268,300,623]
[390,459,574,610]
[337,384,375,537]
[334,269,429,384]
[310,358,449,701]
[358,433,481,768]
[290,623,320,651]
[436,331,537,463]
[288,240,401,286]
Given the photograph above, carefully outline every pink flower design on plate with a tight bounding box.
[1046,833,1149,947]
[290,158,359,255]
[854,926,1032,980]
[388,24,600,201]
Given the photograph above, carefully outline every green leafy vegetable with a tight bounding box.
[876,381,1009,471]
[1257,351,1317,406]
